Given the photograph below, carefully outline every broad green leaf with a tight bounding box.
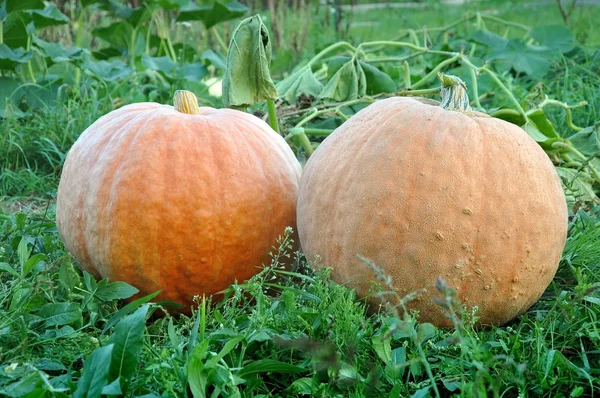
[176,62,208,81]
[37,302,82,327]
[0,372,48,396]
[74,344,114,398]
[80,0,104,6]
[0,76,22,118]
[22,253,46,277]
[141,54,177,74]
[40,325,76,339]
[17,237,32,273]
[469,30,555,78]
[416,323,436,343]
[33,37,85,63]
[148,0,189,10]
[99,0,151,27]
[101,377,122,395]
[108,304,149,384]
[168,318,181,349]
[276,65,324,103]
[58,261,80,291]
[0,44,33,70]
[361,62,396,95]
[83,58,133,81]
[2,13,29,49]
[222,14,277,108]
[527,108,558,137]
[92,21,146,55]
[201,49,226,70]
[187,339,210,397]
[237,359,304,378]
[177,1,247,28]
[27,4,70,28]
[391,347,406,365]
[290,378,312,395]
[4,0,44,12]
[336,362,363,386]
[101,290,160,335]
[0,262,20,278]
[490,108,527,126]
[584,296,600,305]
[320,58,366,102]
[205,335,245,367]
[522,122,553,143]
[372,334,392,363]
[530,25,576,53]
[468,30,509,49]
[411,386,432,398]
[95,281,139,301]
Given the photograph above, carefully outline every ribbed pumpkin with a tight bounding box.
[297,76,568,326]
[57,90,301,307]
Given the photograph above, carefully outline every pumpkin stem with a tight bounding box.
[438,73,472,112]
[174,90,201,114]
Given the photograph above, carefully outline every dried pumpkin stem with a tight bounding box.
[173,90,201,114]
[438,73,471,112]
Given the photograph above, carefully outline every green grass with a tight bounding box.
[0,206,599,396]
[1,1,600,396]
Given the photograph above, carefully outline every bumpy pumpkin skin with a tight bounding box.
[57,102,301,307]
[297,97,568,326]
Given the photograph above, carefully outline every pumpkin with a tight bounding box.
[297,76,568,326]
[57,90,302,308]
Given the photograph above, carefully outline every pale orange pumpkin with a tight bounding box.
[57,90,302,307]
[297,76,568,326]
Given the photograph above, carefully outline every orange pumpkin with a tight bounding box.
[297,77,568,326]
[57,90,301,307]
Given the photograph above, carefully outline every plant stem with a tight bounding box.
[266,98,279,133]
[531,98,587,132]
[403,61,411,89]
[411,54,461,89]
[129,26,138,69]
[306,41,357,68]
[468,67,482,109]
[475,64,526,118]
[552,142,600,183]
[480,14,530,32]
[212,27,228,53]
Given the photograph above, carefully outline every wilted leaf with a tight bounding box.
[222,14,277,107]
[320,58,366,101]
[276,65,324,103]
[556,167,597,205]
[327,56,395,95]
[568,124,600,171]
